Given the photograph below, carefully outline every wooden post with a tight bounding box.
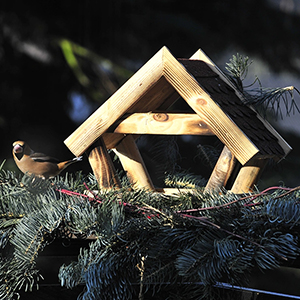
[205,146,236,193]
[113,135,155,191]
[230,158,268,194]
[87,137,122,189]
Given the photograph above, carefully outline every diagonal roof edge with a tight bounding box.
[64,46,166,156]
[190,49,292,160]
[161,47,259,165]
[190,49,244,96]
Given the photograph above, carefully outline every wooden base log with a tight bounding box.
[87,137,122,189]
[230,158,268,194]
[113,135,155,191]
[205,146,236,193]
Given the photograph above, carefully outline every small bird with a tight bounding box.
[12,140,83,178]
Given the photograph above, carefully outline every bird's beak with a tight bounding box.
[13,144,23,154]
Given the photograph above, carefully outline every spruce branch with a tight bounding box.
[176,186,295,213]
[165,172,207,189]
[1,168,300,299]
[179,212,289,261]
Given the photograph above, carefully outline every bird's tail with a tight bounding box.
[58,156,83,171]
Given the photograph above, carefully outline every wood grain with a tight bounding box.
[87,138,121,189]
[191,49,291,159]
[204,146,236,193]
[111,113,214,135]
[65,47,166,157]
[66,46,262,165]
[230,158,267,193]
[102,133,126,149]
[162,47,259,165]
[127,76,178,113]
[113,135,155,190]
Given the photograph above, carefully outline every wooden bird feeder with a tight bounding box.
[64,47,291,194]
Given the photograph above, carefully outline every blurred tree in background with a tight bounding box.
[0,0,300,186]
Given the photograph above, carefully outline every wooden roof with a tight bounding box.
[179,59,285,157]
[65,46,291,165]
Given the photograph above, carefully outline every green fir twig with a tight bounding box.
[225,54,300,119]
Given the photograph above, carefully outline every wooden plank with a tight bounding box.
[127,76,178,113]
[230,158,267,194]
[64,47,167,157]
[204,146,236,193]
[111,113,214,135]
[161,47,259,165]
[113,135,155,190]
[104,78,181,147]
[87,137,122,189]
[102,133,126,149]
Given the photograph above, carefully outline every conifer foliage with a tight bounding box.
[0,163,300,299]
[1,54,300,299]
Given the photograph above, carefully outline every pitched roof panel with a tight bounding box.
[178,59,285,158]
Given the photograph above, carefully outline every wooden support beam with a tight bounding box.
[102,133,126,149]
[204,146,236,193]
[111,113,214,135]
[230,158,268,194]
[87,137,121,189]
[113,135,155,190]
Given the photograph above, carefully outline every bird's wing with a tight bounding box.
[30,152,60,163]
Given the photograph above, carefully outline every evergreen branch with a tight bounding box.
[225,53,252,92]
[0,161,6,172]
[245,85,300,119]
[83,181,103,204]
[1,169,300,299]
[141,203,171,222]
[196,144,220,170]
[176,186,295,214]
[165,172,206,189]
[143,261,175,284]
[273,185,300,199]
[225,54,300,119]
[178,213,288,261]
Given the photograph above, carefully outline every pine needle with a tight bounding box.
[225,53,300,119]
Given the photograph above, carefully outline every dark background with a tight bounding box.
[1,0,300,187]
[1,1,300,299]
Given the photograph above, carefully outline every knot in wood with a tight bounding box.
[153,113,169,122]
[197,98,207,106]
[198,121,208,129]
